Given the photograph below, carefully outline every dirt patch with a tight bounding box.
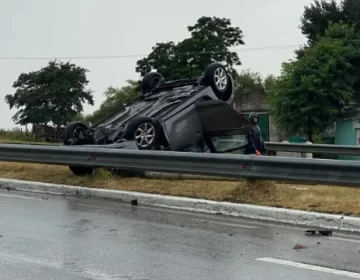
[226,180,278,204]
[0,161,360,216]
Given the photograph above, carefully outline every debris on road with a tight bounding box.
[305,229,332,236]
[293,244,307,250]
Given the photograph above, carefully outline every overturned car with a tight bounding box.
[63,63,256,176]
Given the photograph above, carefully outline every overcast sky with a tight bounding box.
[0,0,317,129]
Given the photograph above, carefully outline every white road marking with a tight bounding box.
[0,193,35,200]
[328,237,360,244]
[257,257,360,278]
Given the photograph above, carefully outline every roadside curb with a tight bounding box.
[0,178,359,232]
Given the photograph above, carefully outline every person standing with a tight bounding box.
[244,112,266,155]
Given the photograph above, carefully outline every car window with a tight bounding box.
[211,134,248,153]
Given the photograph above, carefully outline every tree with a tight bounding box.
[269,24,360,141]
[235,69,264,92]
[233,69,265,100]
[136,16,245,80]
[75,80,140,125]
[296,0,360,58]
[300,1,343,44]
[342,0,360,29]
[263,74,277,93]
[5,60,94,126]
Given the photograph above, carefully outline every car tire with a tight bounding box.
[63,121,90,145]
[141,72,164,95]
[69,165,94,176]
[222,72,234,102]
[64,121,95,176]
[123,116,160,149]
[111,168,145,178]
[203,63,230,99]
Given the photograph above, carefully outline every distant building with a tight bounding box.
[233,88,288,142]
[335,106,360,160]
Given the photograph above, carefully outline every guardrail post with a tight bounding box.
[301,141,313,158]
[276,141,294,158]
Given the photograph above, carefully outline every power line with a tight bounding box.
[2,38,360,61]
[1,37,360,61]
[0,43,304,61]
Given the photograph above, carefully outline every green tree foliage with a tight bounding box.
[5,60,94,126]
[74,80,140,125]
[135,16,245,80]
[234,70,277,93]
[269,24,360,141]
[263,74,277,93]
[235,69,264,94]
[296,0,360,58]
[300,0,343,45]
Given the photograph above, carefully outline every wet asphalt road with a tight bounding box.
[0,190,360,280]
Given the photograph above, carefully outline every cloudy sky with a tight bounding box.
[0,0,317,129]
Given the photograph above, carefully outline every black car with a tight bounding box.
[63,63,254,176]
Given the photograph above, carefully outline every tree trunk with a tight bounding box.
[307,128,313,143]
[56,125,61,142]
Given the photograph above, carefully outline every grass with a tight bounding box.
[0,131,59,146]
[1,161,360,216]
[0,138,59,145]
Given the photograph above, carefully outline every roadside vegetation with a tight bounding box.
[1,161,360,217]
[0,130,58,145]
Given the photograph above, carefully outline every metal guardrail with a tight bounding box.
[265,142,360,155]
[203,138,360,155]
[4,141,360,155]
[0,143,359,186]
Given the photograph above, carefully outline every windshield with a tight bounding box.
[211,134,248,152]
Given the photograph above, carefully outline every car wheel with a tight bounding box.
[141,72,164,95]
[111,168,145,178]
[63,121,90,145]
[69,166,94,176]
[64,121,95,176]
[124,116,160,149]
[203,63,230,99]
